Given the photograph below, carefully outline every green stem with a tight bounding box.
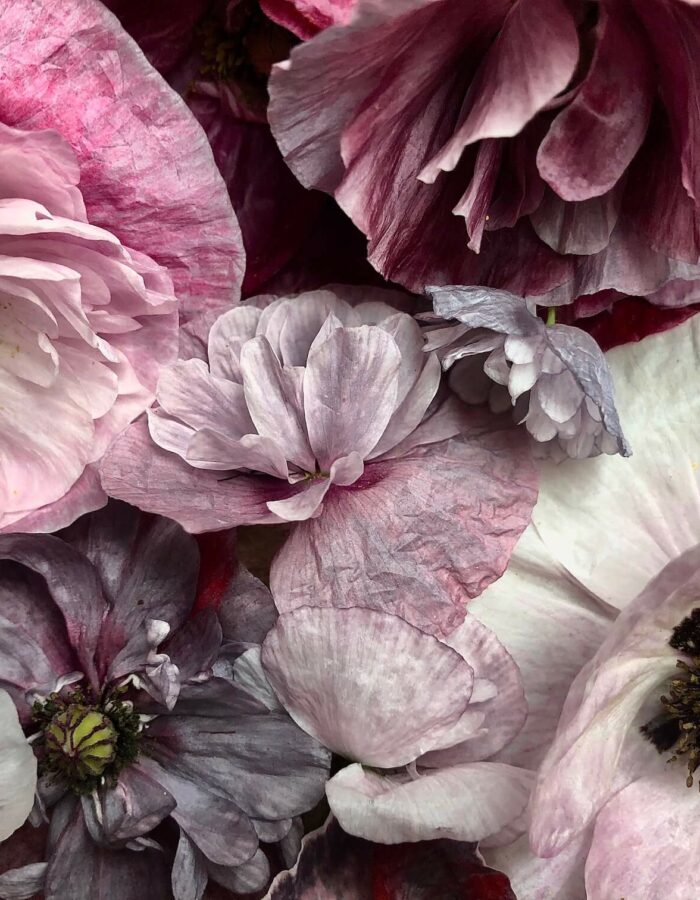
[546,307,556,327]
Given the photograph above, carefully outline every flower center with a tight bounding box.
[641,609,700,788]
[33,687,142,795]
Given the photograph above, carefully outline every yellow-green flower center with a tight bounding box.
[45,704,117,779]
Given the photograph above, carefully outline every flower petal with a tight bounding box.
[261,606,474,767]
[0,690,36,842]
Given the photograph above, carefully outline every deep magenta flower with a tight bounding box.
[101,286,538,636]
[0,0,244,533]
[0,504,329,900]
[269,0,700,312]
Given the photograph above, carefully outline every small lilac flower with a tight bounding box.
[423,285,630,460]
[101,286,538,637]
[0,504,329,900]
[260,600,533,846]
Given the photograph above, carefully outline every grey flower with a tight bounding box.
[0,504,329,900]
[423,286,630,461]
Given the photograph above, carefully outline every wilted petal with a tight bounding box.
[262,606,474,767]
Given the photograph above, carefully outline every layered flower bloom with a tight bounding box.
[423,286,629,460]
[261,602,533,846]
[0,504,330,900]
[101,286,538,635]
[472,314,700,898]
[0,0,244,532]
[269,0,700,312]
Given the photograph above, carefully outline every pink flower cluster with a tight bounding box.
[0,1,700,899]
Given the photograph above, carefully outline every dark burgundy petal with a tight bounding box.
[216,565,278,646]
[138,758,258,868]
[0,535,105,689]
[192,531,237,616]
[44,803,171,900]
[147,713,330,821]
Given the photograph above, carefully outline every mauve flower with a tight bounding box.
[101,286,538,636]
[266,817,516,899]
[423,286,629,460]
[262,603,533,846]
[472,314,700,898]
[0,0,244,533]
[0,691,36,843]
[268,0,700,312]
[0,504,330,900]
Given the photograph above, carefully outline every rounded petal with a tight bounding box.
[0,689,36,841]
[533,316,700,611]
[327,761,533,844]
[0,0,243,317]
[262,606,474,767]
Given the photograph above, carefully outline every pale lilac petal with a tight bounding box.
[261,606,474,767]
[100,420,289,532]
[266,478,331,522]
[240,336,315,472]
[207,306,262,383]
[303,325,401,469]
[584,772,700,900]
[206,848,270,896]
[186,431,289,478]
[0,690,36,841]
[172,832,207,900]
[327,762,533,843]
[277,290,355,366]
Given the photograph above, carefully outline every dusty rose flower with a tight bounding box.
[423,286,629,460]
[261,602,533,845]
[471,314,700,898]
[268,0,700,311]
[0,504,329,900]
[101,286,537,636]
[266,817,516,899]
[0,0,244,533]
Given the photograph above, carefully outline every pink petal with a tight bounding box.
[240,335,315,472]
[584,771,700,900]
[537,4,654,201]
[0,0,243,317]
[303,325,401,469]
[261,606,474,767]
[271,409,537,637]
[327,761,533,844]
[419,0,578,181]
[186,431,289,478]
[1,466,106,535]
[100,419,290,532]
[261,0,356,40]
[530,187,621,256]
[208,306,262,383]
[267,478,331,522]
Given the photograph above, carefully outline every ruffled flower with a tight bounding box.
[101,286,538,636]
[268,0,700,313]
[0,504,329,900]
[474,314,700,898]
[0,0,244,533]
[261,601,533,846]
[423,286,629,460]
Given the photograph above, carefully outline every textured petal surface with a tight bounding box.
[261,606,474,767]
[0,690,36,842]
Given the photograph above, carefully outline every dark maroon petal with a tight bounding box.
[192,531,237,616]
[217,565,278,646]
[44,803,171,900]
[570,297,700,353]
[0,535,105,690]
[138,758,258,869]
[147,713,330,821]
[0,821,48,900]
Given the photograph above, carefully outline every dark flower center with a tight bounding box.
[641,609,700,788]
[32,687,142,795]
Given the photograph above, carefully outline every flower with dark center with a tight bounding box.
[0,503,330,900]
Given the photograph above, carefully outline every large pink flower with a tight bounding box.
[0,0,244,532]
[269,0,700,311]
[101,286,537,636]
[473,315,700,898]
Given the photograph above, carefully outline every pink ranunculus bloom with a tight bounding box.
[101,286,538,636]
[474,314,700,899]
[0,0,244,533]
[261,602,533,846]
[268,0,700,312]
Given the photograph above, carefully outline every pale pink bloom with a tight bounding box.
[261,601,533,845]
[0,0,244,532]
[102,286,537,636]
[475,315,700,899]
